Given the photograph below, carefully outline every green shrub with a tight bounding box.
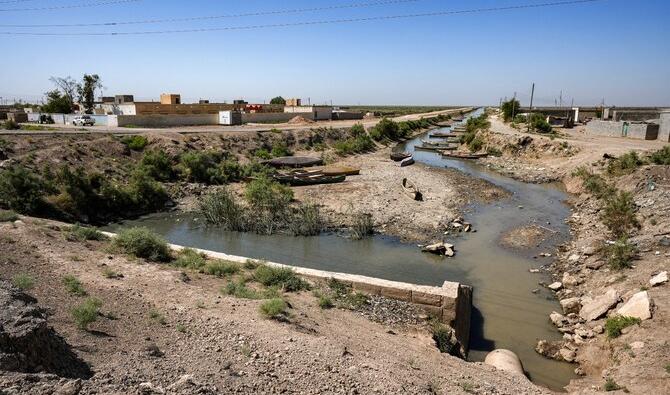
[649,146,670,165]
[172,248,207,270]
[336,134,375,156]
[254,265,309,292]
[486,147,503,157]
[149,309,166,325]
[180,151,241,184]
[350,213,373,239]
[121,135,148,151]
[468,136,484,152]
[0,209,19,222]
[603,378,624,391]
[432,323,459,354]
[370,118,400,141]
[460,131,476,146]
[605,315,641,338]
[529,113,552,133]
[349,123,365,137]
[0,166,47,214]
[113,227,171,262]
[606,237,637,270]
[465,114,490,133]
[245,175,293,234]
[288,202,323,236]
[126,171,170,211]
[138,150,176,181]
[12,273,35,290]
[71,297,102,330]
[259,298,288,319]
[2,119,20,130]
[513,114,527,123]
[66,225,107,242]
[204,260,240,277]
[199,189,246,230]
[573,167,614,199]
[607,151,644,175]
[63,275,86,296]
[254,148,271,159]
[602,191,639,237]
[318,295,334,309]
[500,98,520,121]
[102,267,120,279]
[221,280,278,299]
[271,142,291,157]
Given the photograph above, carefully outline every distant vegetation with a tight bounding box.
[345,105,452,117]
[500,98,521,122]
[460,114,490,152]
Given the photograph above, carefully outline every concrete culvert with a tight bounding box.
[484,349,526,378]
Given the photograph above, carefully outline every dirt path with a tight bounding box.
[0,218,548,394]
[0,108,472,136]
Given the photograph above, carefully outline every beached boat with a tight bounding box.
[266,156,323,169]
[414,145,442,151]
[399,156,415,167]
[440,151,488,159]
[402,178,423,201]
[273,173,346,186]
[429,131,455,138]
[390,152,412,162]
[319,166,360,176]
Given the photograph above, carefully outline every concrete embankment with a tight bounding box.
[100,231,473,351]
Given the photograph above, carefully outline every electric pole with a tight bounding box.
[527,83,535,133]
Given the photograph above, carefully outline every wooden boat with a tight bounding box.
[319,166,360,176]
[429,131,455,138]
[414,145,442,151]
[402,178,423,201]
[266,156,323,169]
[390,151,412,162]
[440,151,488,160]
[274,173,346,186]
[399,156,415,167]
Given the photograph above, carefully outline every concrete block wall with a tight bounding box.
[100,231,472,351]
[586,120,658,140]
[108,114,218,127]
[660,111,670,142]
[242,112,316,123]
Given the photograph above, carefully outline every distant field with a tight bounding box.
[341,105,460,117]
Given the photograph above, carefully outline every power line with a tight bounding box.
[0,0,141,12]
[1,0,421,27]
[0,0,606,36]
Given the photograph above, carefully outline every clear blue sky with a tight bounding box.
[2,0,669,106]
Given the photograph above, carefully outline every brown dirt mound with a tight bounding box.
[287,116,315,125]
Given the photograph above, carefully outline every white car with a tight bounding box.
[72,115,95,126]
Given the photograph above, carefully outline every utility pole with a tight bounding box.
[511,92,517,119]
[559,90,563,108]
[527,83,535,133]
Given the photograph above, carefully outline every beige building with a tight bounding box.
[284,105,333,121]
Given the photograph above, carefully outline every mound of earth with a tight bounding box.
[287,116,315,124]
[0,280,91,379]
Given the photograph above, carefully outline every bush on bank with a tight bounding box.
[113,227,172,262]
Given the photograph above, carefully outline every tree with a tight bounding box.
[270,96,286,105]
[500,98,521,122]
[41,90,73,114]
[77,74,102,114]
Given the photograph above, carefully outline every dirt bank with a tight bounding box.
[476,111,670,394]
[0,217,548,394]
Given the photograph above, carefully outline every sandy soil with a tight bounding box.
[482,115,667,183]
[0,217,548,394]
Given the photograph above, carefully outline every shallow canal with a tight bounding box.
[105,111,577,390]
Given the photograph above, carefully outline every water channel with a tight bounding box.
[105,110,576,390]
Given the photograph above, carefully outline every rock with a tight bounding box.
[0,280,91,378]
[484,349,526,378]
[592,325,604,334]
[529,268,540,273]
[559,348,576,363]
[548,282,563,291]
[549,311,567,327]
[165,374,216,394]
[574,328,594,338]
[582,246,597,256]
[560,297,581,315]
[650,271,668,287]
[579,289,620,321]
[629,341,645,350]
[139,382,164,394]
[535,340,563,360]
[585,259,605,270]
[562,272,581,287]
[55,380,82,395]
[421,242,455,256]
[568,254,581,262]
[616,291,652,320]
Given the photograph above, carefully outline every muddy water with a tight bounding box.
[105,112,576,390]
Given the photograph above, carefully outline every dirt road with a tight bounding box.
[0,107,472,136]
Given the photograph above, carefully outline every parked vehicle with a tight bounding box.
[72,115,95,126]
[38,114,54,124]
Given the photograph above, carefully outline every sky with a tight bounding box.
[1,0,669,107]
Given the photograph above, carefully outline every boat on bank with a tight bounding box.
[390,152,412,162]
[402,177,422,201]
[440,151,488,159]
